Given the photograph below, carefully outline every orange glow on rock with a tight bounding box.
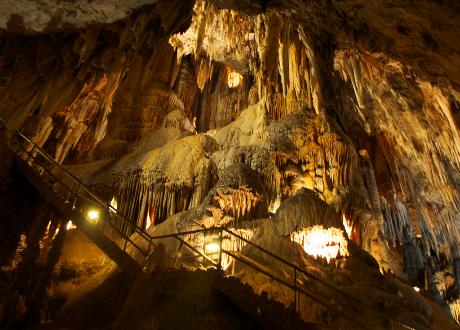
[291,225,349,262]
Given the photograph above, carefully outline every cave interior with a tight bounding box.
[0,0,460,329]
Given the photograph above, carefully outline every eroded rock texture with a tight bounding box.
[1,0,460,328]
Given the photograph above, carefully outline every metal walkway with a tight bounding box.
[5,122,414,330]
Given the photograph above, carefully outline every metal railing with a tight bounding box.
[13,131,150,256]
[3,120,414,330]
[142,226,413,329]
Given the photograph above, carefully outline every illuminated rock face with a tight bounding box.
[290,226,349,263]
[0,0,460,328]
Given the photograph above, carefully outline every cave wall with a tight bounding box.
[0,0,195,163]
[0,0,460,325]
[167,1,460,277]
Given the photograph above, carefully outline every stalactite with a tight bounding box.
[334,49,460,280]
[170,2,318,122]
[93,135,217,235]
[213,187,263,224]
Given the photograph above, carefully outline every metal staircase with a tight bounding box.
[4,122,414,330]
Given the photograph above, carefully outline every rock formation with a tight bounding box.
[0,0,460,328]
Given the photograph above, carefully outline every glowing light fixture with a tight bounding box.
[86,209,100,224]
[414,287,421,292]
[205,238,221,255]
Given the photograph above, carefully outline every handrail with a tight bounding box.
[142,226,391,328]
[14,137,150,257]
[223,227,375,309]
[138,224,367,327]
[14,132,149,244]
[3,119,414,330]
[14,130,154,251]
[222,248,369,329]
[16,131,106,206]
[22,144,147,255]
[221,228,415,329]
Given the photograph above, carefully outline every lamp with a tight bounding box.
[203,230,224,270]
[205,238,221,254]
[86,209,100,224]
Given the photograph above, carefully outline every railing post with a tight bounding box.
[123,223,130,251]
[100,206,109,234]
[147,239,152,257]
[100,212,105,234]
[29,144,36,164]
[218,228,223,271]
[115,214,120,239]
[123,220,134,251]
[73,183,80,210]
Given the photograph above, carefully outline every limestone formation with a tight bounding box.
[0,0,460,328]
